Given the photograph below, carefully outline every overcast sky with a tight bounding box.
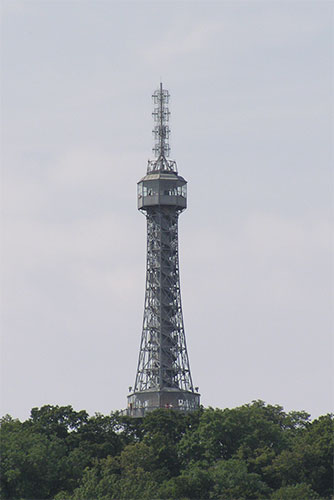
[1,0,333,421]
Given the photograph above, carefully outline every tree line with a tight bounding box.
[1,400,333,499]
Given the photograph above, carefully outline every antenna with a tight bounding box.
[148,83,177,173]
[152,82,170,158]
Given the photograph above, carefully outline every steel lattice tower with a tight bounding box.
[127,84,200,417]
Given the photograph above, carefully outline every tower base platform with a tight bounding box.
[127,388,200,418]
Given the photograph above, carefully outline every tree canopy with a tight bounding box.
[1,402,332,499]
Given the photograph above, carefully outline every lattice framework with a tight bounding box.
[134,206,194,392]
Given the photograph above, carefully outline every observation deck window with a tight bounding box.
[177,185,187,197]
[138,182,186,199]
[141,186,158,197]
[161,187,178,196]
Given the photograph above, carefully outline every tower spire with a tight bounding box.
[127,85,200,417]
[148,82,177,173]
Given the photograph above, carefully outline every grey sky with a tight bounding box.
[1,0,333,421]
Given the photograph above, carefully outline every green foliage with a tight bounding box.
[53,490,73,500]
[119,441,158,475]
[177,400,293,467]
[72,446,162,500]
[158,462,212,499]
[266,413,334,498]
[0,406,123,499]
[270,483,321,499]
[209,458,272,499]
[0,417,68,499]
[1,403,333,500]
[71,457,120,500]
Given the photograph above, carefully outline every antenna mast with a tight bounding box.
[148,83,177,173]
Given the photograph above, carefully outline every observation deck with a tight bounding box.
[137,171,187,211]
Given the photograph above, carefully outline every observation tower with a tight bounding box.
[127,84,200,417]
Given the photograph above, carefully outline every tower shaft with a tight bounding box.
[135,207,193,392]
